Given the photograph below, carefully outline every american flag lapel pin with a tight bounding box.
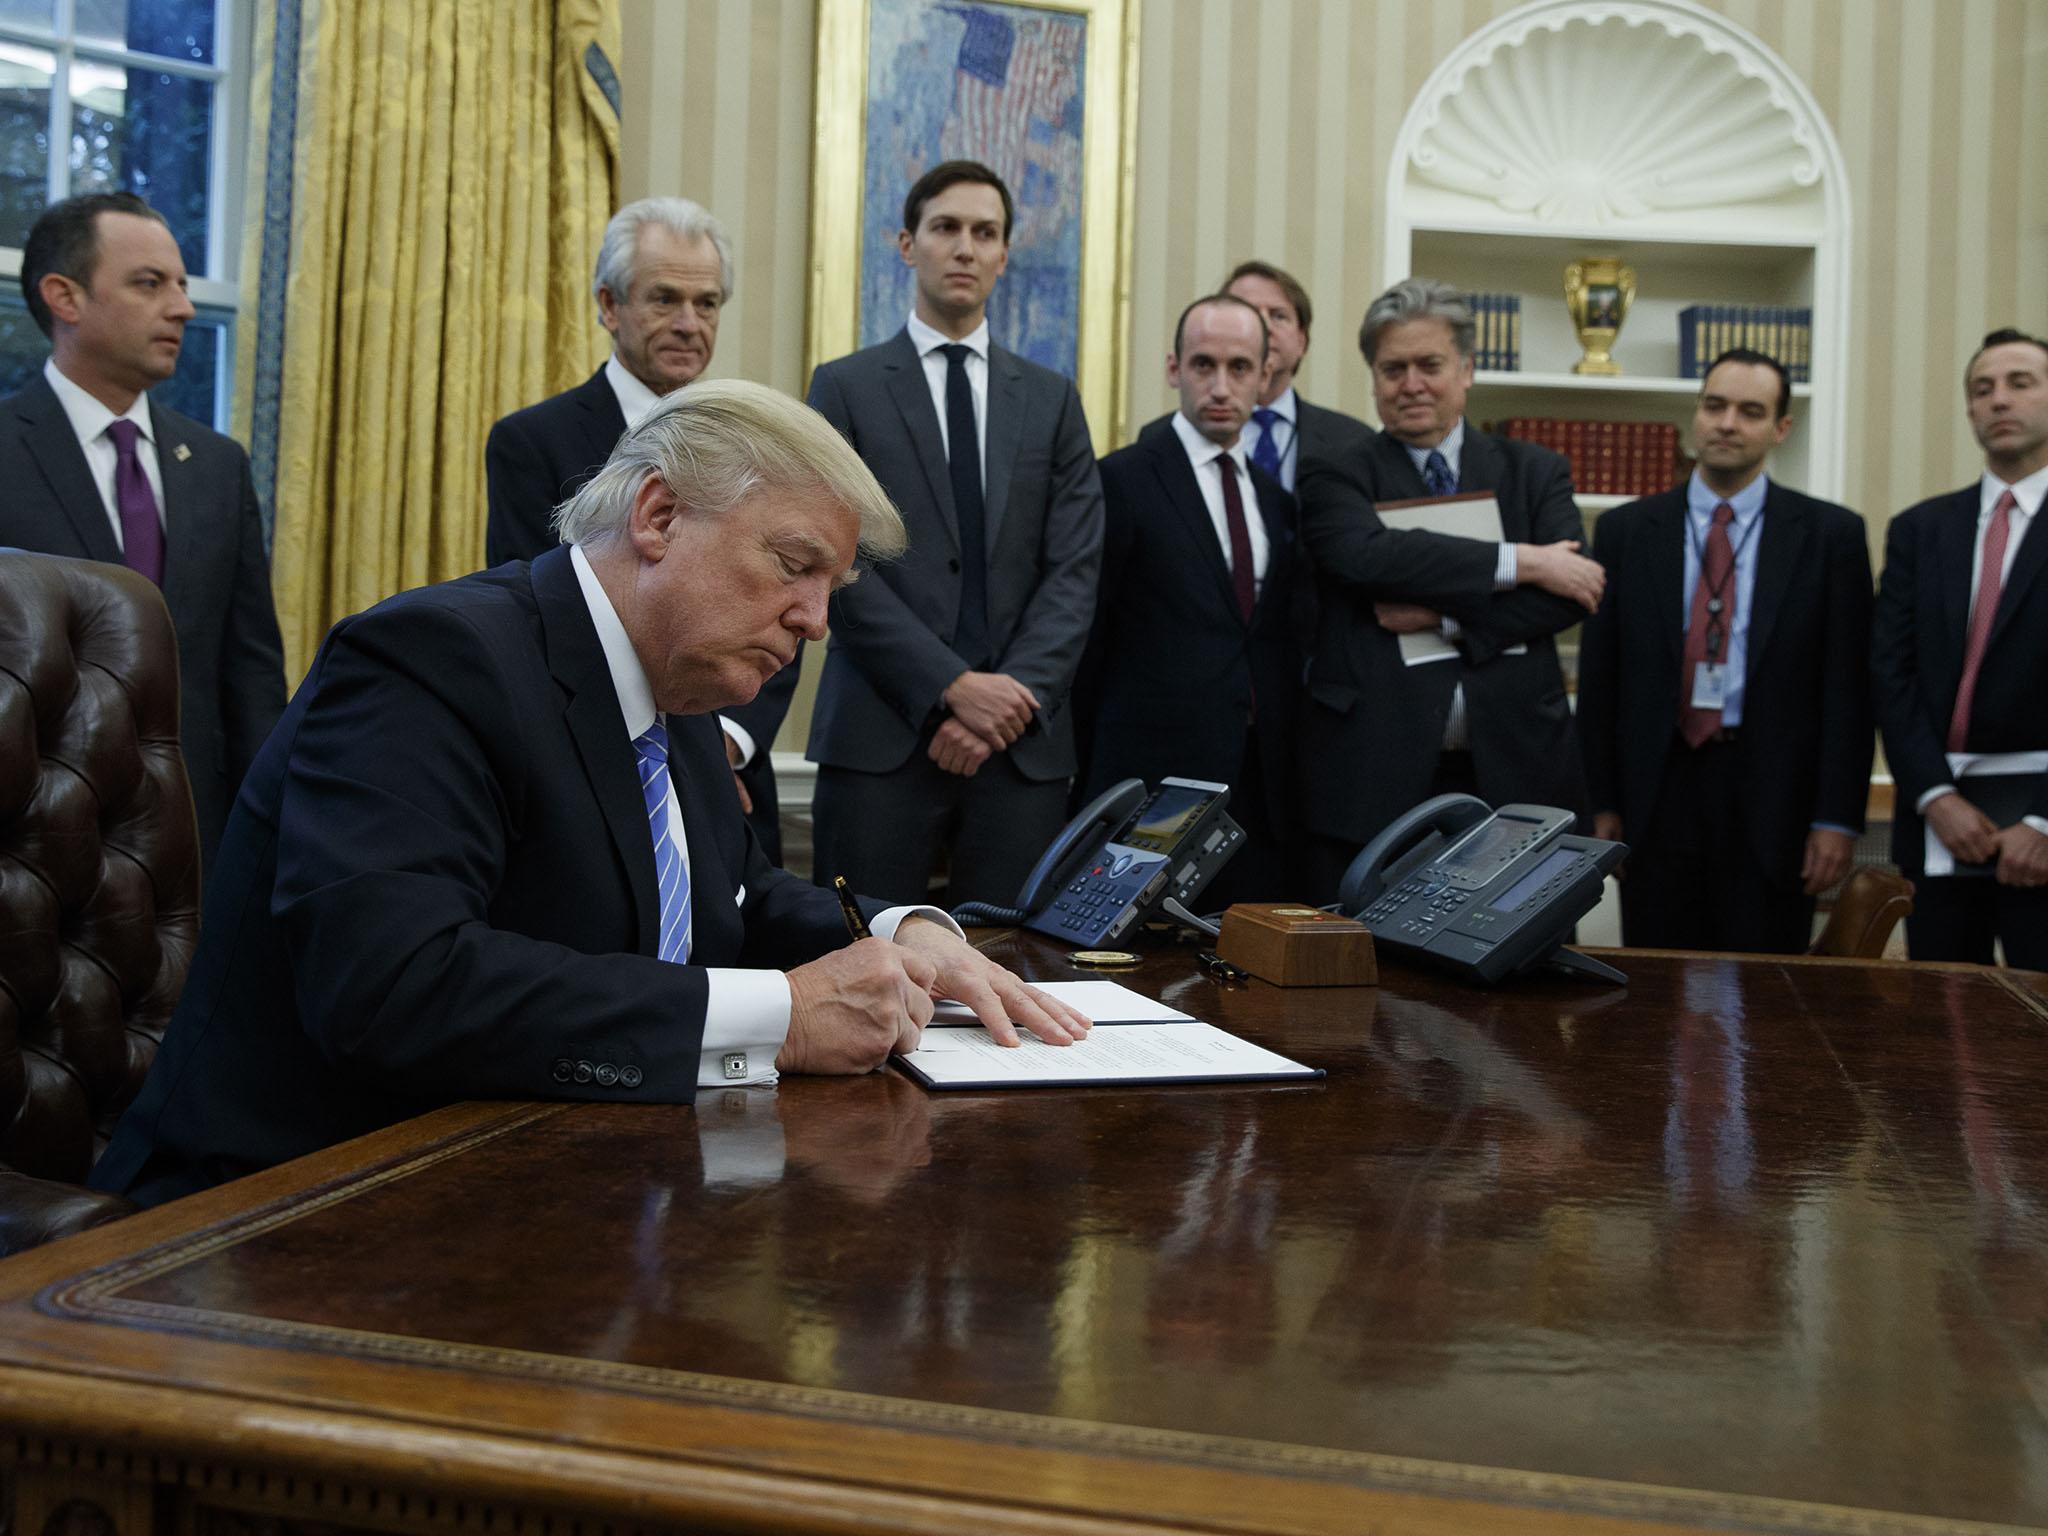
[173,443,191,462]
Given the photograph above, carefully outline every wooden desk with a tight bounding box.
[1,945,2045,1536]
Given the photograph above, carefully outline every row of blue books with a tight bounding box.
[1678,304,1812,382]
[1465,292,1521,372]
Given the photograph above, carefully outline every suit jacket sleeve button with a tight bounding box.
[595,1063,620,1087]
[552,1058,573,1083]
[573,1060,594,1084]
[948,558,961,573]
[620,1065,644,1088]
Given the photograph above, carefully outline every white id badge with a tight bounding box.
[1690,662,1731,711]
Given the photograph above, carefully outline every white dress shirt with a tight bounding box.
[1916,463,2048,835]
[42,358,165,549]
[1170,410,1269,593]
[568,545,956,1084]
[907,310,989,479]
[603,353,663,429]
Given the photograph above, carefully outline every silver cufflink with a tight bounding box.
[722,1052,748,1080]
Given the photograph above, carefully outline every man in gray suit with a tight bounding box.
[0,191,285,871]
[1222,260,1373,490]
[805,161,1104,907]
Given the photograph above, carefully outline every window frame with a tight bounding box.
[0,0,249,427]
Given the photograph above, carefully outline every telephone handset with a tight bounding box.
[1341,795,1627,986]
[952,777,1245,947]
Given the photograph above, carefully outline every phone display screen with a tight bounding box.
[1490,847,1582,913]
[1120,785,1216,853]
[1440,815,1543,880]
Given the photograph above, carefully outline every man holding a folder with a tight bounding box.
[1296,279,1606,898]
[1874,328,2048,966]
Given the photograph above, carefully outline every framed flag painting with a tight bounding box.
[807,0,1138,447]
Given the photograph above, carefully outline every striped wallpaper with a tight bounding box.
[616,0,2048,748]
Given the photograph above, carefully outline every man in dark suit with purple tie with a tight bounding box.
[1075,294,1299,907]
[1873,329,2048,967]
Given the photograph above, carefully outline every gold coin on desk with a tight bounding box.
[1069,949,1141,968]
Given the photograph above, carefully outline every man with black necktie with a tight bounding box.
[1075,294,1299,908]
[1294,278,1605,900]
[805,161,1103,908]
[1221,260,1372,491]
[1577,350,1873,953]
[1874,329,2048,967]
[0,191,284,873]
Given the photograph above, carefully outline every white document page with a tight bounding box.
[897,1021,1319,1090]
[929,980,1194,1026]
[1373,493,1507,667]
[1923,751,2048,876]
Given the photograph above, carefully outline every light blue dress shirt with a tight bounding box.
[1680,469,1767,727]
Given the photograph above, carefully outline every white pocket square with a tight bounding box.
[734,883,746,905]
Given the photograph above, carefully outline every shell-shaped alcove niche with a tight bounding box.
[1406,5,1829,232]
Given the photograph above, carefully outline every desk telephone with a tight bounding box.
[950,777,1244,946]
[1340,795,1627,986]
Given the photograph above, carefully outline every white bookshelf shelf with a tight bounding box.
[1472,371,1814,399]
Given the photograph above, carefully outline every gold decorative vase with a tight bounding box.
[1563,257,1636,376]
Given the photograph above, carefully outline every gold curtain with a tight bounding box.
[233,0,620,681]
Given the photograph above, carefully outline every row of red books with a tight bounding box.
[1493,418,1683,497]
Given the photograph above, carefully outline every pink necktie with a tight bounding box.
[1946,489,2017,753]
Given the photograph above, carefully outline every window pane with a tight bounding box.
[69,57,211,274]
[151,310,218,423]
[76,0,214,65]
[0,1,55,30]
[0,291,226,431]
[0,42,53,246]
[0,289,48,397]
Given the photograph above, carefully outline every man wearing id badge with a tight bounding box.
[1874,329,2048,967]
[1579,349,1874,952]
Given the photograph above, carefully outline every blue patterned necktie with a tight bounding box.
[1251,407,1283,478]
[634,722,691,963]
[1423,449,1456,497]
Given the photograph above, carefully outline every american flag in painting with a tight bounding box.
[938,5,1081,239]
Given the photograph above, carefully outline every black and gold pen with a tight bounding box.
[832,875,872,941]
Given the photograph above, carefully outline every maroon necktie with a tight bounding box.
[1678,501,1735,748]
[105,418,165,586]
[1217,452,1255,623]
[1946,489,2017,752]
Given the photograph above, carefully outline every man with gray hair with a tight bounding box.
[93,380,1091,1209]
[1296,277,1607,899]
[485,197,794,860]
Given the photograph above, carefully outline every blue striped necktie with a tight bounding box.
[633,722,691,963]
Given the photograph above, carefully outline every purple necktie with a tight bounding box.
[105,418,164,586]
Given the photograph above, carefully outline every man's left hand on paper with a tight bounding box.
[892,916,1094,1048]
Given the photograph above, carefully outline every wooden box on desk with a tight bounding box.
[1217,904,1377,986]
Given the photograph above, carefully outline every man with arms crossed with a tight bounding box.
[1578,349,1872,952]
[806,161,1103,908]
[1222,259,1372,491]
[1873,328,2048,966]
[485,198,792,860]
[1295,278,1605,900]
[93,382,1089,1208]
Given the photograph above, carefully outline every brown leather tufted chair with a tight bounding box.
[0,551,200,1256]
[1810,865,1915,961]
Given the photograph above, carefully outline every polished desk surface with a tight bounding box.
[1,943,2047,1536]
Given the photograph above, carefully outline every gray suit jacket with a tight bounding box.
[805,329,1103,781]
[0,375,286,867]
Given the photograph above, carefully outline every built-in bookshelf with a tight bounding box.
[1383,0,1851,534]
